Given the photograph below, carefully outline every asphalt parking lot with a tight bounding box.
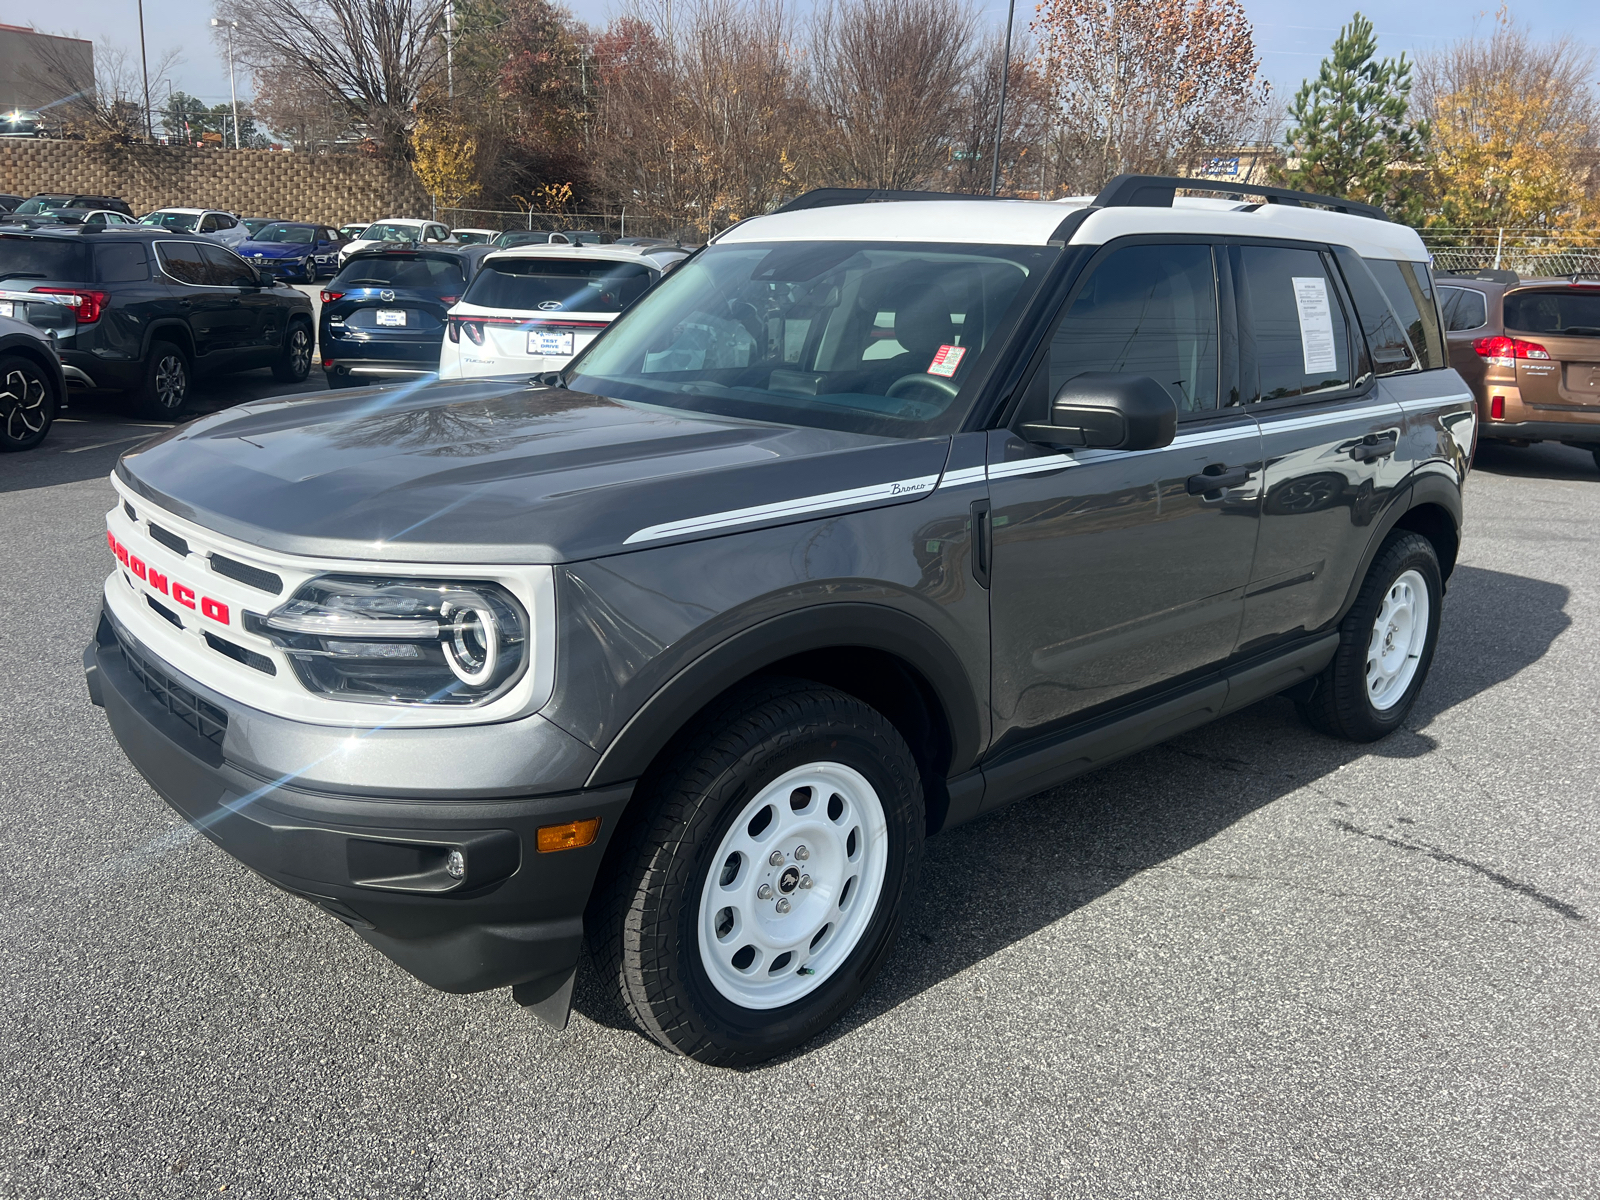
[1,392,1596,1197]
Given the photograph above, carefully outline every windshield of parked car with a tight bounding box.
[362,222,420,243]
[13,196,71,216]
[465,257,656,313]
[140,211,201,232]
[254,223,317,244]
[453,231,493,245]
[493,231,557,247]
[330,255,465,291]
[1504,289,1600,336]
[567,240,1053,438]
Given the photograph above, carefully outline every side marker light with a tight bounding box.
[536,818,601,853]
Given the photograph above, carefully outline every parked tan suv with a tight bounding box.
[1438,270,1600,470]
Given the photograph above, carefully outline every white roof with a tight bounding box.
[149,207,219,216]
[717,195,1428,262]
[481,244,681,267]
[366,217,432,228]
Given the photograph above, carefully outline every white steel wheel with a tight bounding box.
[697,761,889,1010]
[1366,568,1430,710]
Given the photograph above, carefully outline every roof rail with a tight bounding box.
[1093,174,1389,222]
[774,188,1003,213]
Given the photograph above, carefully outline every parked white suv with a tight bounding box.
[438,243,688,379]
[338,218,453,267]
[137,208,248,248]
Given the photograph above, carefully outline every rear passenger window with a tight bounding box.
[1366,259,1447,369]
[1331,245,1416,376]
[1235,245,1353,402]
[156,241,210,285]
[1439,286,1488,331]
[96,243,149,282]
[1047,243,1219,413]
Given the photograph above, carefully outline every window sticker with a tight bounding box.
[1292,277,1338,374]
[927,344,966,377]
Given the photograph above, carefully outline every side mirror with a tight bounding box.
[1021,372,1177,451]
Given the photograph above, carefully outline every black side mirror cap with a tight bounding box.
[1020,372,1178,451]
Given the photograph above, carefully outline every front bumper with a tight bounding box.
[85,608,631,1005]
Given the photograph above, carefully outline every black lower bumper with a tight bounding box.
[1479,419,1600,446]
[86,611,631,1004]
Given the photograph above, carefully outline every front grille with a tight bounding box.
[209,553,282,595]
[118,631,227,748]
[148,523,190,557]
[204,631,277,675]
[123,500,137,522]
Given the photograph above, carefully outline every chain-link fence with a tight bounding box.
[434,206,700,243]
[1421,228,1600,279]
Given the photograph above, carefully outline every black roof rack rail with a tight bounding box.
[774,188,1005,213]
[1093,174,1389,222]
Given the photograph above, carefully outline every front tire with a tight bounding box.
[593,678,924,1067]
[1297,531,1442,741]
[0,355,58,451]
[133,340,191,421]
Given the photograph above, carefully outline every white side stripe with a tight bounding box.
[624,474,941,544]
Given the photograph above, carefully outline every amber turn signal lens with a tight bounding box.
[536,818,601,853]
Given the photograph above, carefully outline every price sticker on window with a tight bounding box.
[927,344,966,377]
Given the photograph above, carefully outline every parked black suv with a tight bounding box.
[86,177,1473,1066]
[0,227,313,418]
[8,193,135,220]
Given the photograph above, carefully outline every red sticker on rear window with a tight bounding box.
[927,344,966,377]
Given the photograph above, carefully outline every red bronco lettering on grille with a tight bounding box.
[107,531,231,627]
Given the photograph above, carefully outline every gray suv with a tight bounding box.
[85,176,1474,1066]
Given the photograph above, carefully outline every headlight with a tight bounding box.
[247,576,528,706]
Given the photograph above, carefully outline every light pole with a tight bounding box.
[989,0,1016,197]
[137,0,153,140]
[211,18,240,149]
[446,0,454,101]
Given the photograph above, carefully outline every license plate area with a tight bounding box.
[375,309,407,327]
[528,330,575,356]
[0,301,12,319]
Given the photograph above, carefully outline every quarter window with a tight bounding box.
[1047,243,1219,413]
[156,241,211,286]
[1235,245,1353,402]
[1366,259,1447,369]
[199,244,257,287]
[1438,286,1489,332]
[1332,245,1415,376]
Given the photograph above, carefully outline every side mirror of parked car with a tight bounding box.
[1021,372,1177,452]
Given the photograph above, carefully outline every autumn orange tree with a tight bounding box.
[1032,0,1267,191]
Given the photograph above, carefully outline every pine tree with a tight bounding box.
[1276,12,1427,216]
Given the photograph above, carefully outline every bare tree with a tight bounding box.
[214,0,446,157]
[809,0,978,190]
[27,37,182,144]
[947,30,1051,196]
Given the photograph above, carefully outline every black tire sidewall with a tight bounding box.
[0,354,57,451]
[276,320,313,382]
[138,342,190,420]
[1332,533,1443,738]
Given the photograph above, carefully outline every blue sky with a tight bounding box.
[35,0,1600,111]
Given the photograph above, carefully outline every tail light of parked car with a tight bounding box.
[1491,395,1506,419]
[1473,335,1550,367]
[31,287,107,324]
[447,315,518,345]
[320,290,344,304]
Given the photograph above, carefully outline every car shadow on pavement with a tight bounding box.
[570,564,1573,1062]
[1472,440,1598,481]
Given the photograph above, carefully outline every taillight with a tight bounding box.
[1490,395,1505,419]
[438,295,459,305]
[1473,335,1549,363]
[446,318,459,343]
[463,321,485,346]
[320,290,344,304]
[31,287,107,323]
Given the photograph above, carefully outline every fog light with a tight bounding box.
[446,849,466,879]
[537,818,601,853]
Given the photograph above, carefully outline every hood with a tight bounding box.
[240,241,311,259]
[115,380,951,564]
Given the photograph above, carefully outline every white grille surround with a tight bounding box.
[104,475,557,728]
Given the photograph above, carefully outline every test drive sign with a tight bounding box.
[107,531,231,626]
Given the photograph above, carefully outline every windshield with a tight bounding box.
[454,231,493,245]
[465,257,656,313]
[140,211,201,232]
[331,256,464,291]
[255,223,316,244]
[494,231,556,247]
[13,196,70,216]
[242,218,274,235]
[568,240,1052,437]
[1504,289,1600,336]
[363,222,420,242]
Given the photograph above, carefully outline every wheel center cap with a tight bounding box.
[778,866,801,894]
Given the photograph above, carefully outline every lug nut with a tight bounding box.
[794,845,809,861]
[799,874,812,890]
[775,898,791,914]
[768,850,784,866]
[757,884,773,900]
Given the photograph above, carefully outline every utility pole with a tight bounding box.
[989,0,1016,197]
[137,0,153,140]
[211,18,241,149]
[446,0,454,101]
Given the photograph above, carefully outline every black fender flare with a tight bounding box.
[1334,467,1463,625]
[585,601,984,789]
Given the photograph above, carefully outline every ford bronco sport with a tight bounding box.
[85,176,1474,1066]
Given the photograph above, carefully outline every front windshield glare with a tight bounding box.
[365,223,417,241]
[257,224,316,244]
[141,212,201,231]
[566,241,1052,437]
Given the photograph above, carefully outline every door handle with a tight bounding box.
[1350,432,1398,462]
[177,298,191,307]
[1186,466,1251,494]
[970,499,991,589]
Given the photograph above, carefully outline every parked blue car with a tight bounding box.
[237,222,349,283]
[319,248,475,387]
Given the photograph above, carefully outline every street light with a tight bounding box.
[989,0,1016,196]
[210,18,240,149]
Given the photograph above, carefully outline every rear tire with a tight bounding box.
[273,320,313,383]
[1297,531,1442,741]
[0,354,57,451]
[133,340,191,421]
[592,677,924,1067]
